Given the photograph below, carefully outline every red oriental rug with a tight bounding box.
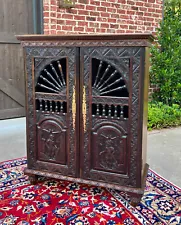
[0,158,180,225]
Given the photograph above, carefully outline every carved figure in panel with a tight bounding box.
[37,119,67,165]
[92,126,127,174]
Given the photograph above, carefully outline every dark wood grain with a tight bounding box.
[21,34,152,206]
[17,33,154,42]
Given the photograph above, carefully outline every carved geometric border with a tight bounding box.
[21,40,151,48]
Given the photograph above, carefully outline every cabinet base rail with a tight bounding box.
[24,163,149,206]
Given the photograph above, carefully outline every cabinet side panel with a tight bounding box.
[141,47,150,176]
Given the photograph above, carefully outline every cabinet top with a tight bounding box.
[16,33,154,47]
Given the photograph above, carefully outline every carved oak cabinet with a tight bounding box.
[17,34,153,205]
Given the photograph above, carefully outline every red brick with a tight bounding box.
[110,24,119,29]
[111,14,119,19]
[140,7,147,12]
[148,8,156,13]
[44,12,49,18]
[116,29,126,33]
[66,20,76,25]
[57,19,65,25]
[119,25,128,29]
[44,6,49,11]
[127,0,135,5]
[85,27,95,32]
[50,12,56,17]
[136,2,144,6]
[43,0,163,38]
[117,9,126,14]
[101,2,111,7]
[108,18,116,23]
[44,18,49,23]
[90,0,100,6]
[107,7,117,13]
[129,25,137,30]
[96,28,106,32]
[74,15,85,20]
[101,12,110,17]
[51,25,56,29]
[89,22,99,28]
[78,10,89,15]
[86,5,96,10]
[62,14,73,19]
[44,25,49,29]
[86,16,96,21]
[90,11,99,17]
[78,21,88,26]
[50,30,56,34]
[76,4,85,9]
[74,27,84,32]
[97,7,107,12]
[149,0,156,3]
[68,9,78,14]
[50,18,57,24]
[97,17,107,22]
[101,23,109,28]
[62,25,73,31]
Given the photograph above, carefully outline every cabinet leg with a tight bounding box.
[29,175,39,185]
[130,194,142,207]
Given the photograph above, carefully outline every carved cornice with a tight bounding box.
[21,40,151,48]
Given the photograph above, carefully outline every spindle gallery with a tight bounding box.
[17,34,153,206]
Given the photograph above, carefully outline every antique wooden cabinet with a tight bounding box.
[17,34,153,205]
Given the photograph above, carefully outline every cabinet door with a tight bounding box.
[80,47,142,187]
[25,47,79,177]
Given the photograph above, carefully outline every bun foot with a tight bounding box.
[130,194,142,207]
[29,175,39,185]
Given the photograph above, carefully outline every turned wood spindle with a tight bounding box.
[55,102,58,112]
[96,104,100,116]
[114,105,117,117]
[108,105,111,117]
[120,106,124,118]
[45,100,48,111]
[102,105,106,116]
[60,102,63,113]
[50,101,53,112]
[40,99,43,111]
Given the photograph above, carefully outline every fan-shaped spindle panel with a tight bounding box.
[36,58,67,94]
[92,58,129,98]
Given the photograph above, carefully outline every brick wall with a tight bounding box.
[43,0,163,35]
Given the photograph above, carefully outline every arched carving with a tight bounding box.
[92,123,128,174]
[37,118,67,165]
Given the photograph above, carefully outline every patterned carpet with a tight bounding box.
[0,158,180,225]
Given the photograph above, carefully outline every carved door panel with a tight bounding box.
[79,47,141,186]
[25,47,79,177]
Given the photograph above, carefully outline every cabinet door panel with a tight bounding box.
[25,47,79,177]
[80,47,142,187]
